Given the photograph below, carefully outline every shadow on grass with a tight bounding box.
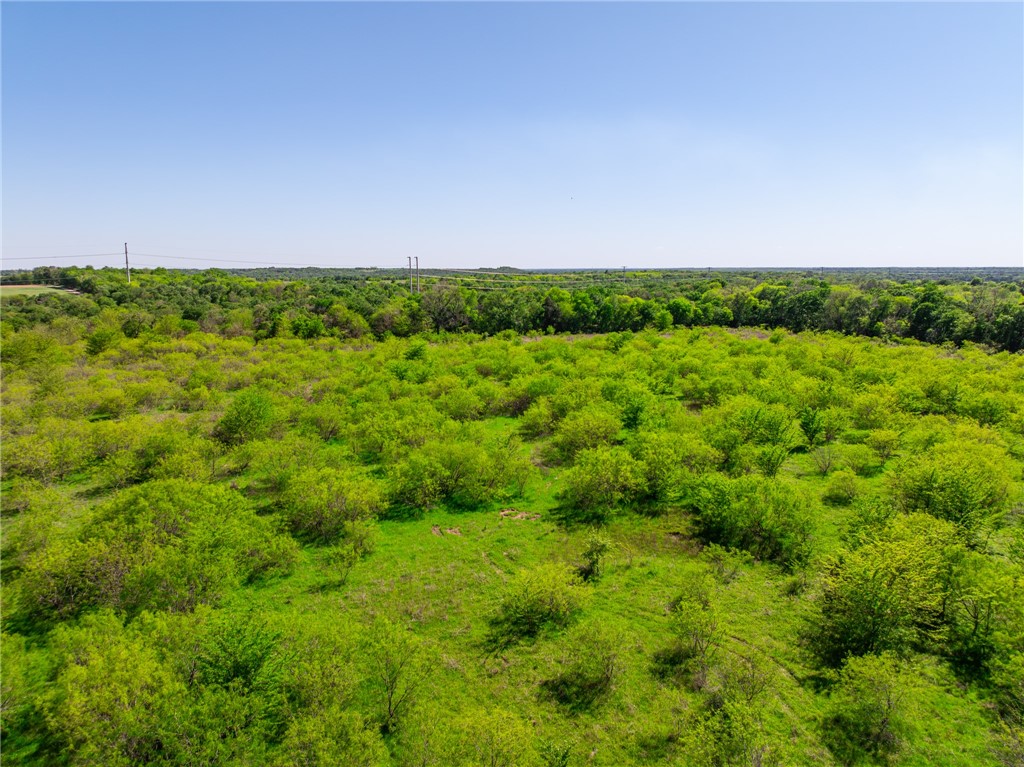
[378,504,425,522]
[539,669,613,714]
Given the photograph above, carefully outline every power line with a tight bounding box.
[3,253,123,261]
[131,252,387,269]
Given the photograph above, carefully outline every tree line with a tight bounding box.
[3,265,1023,351]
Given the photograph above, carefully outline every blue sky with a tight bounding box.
[3,2,1022,270]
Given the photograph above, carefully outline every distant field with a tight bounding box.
[0,284,62,296]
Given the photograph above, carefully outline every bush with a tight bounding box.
[559,446,646,520]
[214,387,277,445]
[551,405,622,462]
[807,513,959,667]
[889,442,1013,545]
[689,475,813,569]
[865,429,901,462]
[488,564,584,648]
[842,444,877,477]
[18,481,297,622]
[653,576,722,683]
[821,653,909,765]
[823,469,859,506]
[576,532,612,582]
[281,468,385,543]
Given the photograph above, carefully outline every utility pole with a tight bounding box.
[124,243,131,285]
[415,257,420,293]
[622,266,626,284]
[407,256,413,292]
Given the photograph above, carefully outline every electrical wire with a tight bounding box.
[3,253,123,261]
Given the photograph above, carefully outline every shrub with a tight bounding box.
[807,513,959,667]
[488,564,584,648]
[559,446,646,520]
[576,532,612,582]
[281,468,385,543]
[655,576,722,682]
[823,469,859,506]
[865,429,901,462]
[18,481,297,622]
[842,444,877,477]
[821,653,909,765]
[689,475,813,569]
[551,405,622,462]
[889,442,1013,546]
[214,387,277,445]
[811,445,837,475]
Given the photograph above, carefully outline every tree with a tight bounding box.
[364,617,426,734]
[215,387,278,445]
[889,441,1013,546]
[807,513,960,667]
[421,286,476,333]
[821,653,910,766]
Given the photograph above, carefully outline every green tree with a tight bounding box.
[808,513,960,667]
[821,653,910,766]
[889,441,1013,546]
[215,387,278,445]
[364,617,426,734]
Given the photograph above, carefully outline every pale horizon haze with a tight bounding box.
[2,1,1022,271]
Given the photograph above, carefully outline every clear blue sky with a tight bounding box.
[3,2,1022,270]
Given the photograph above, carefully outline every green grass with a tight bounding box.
[0,285,63,297]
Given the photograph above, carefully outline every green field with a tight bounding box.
[0,285,62,297]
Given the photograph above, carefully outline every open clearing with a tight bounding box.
[0,285,63,297]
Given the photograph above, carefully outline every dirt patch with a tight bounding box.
[499,508,541,521]
[445,527,462,536]
[431,525,443,537]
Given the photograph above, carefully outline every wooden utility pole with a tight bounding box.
[125,243,131,284]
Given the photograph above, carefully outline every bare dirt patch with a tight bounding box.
[499,508,541,521]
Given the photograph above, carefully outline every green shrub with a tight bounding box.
[541,624,622,711]
[281,468,385,543]
[488,564,584,648]
[889,441,1013,545]
[551,405,622,462]
[823,469,859,506]
[18,481,297,622]
[689,475,813,569]
[214,387,277,445]
[821,653,909,765]
[559,446,646,519]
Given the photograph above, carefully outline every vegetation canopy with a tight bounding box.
[1,265,1022,766]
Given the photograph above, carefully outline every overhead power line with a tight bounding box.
[3,253,123,261]
[130,252,385,269]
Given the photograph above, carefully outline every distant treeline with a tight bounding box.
[2,265,1023,351]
